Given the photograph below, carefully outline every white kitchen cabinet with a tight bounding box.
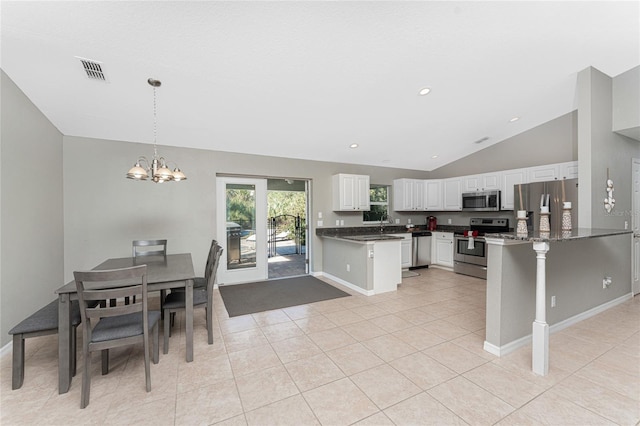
[391,233,413,269]
[425,180,443,211]
[332,174,370,211]
[431,232,454,268]
[527,164,560,182]
[443,178,462,211]
[463,172,502,192]
[501,169,527,210]
[559,161,578,180]
[393,179,425,211]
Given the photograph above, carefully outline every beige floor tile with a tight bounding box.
[326,343,385,376]
[362,334,418,362]
[245,394,319,426]
[104,394,176,425]
[494,410,540,425]
[175,378,244,425]
[392,325,446,350]
[251,309,292,327]
[368,314,414,332]
[323,309,366,326]
[341,320,388,341]
[463,362,546,408]
[549,374,640,425]
[176,352,234,393]
[282,304,319,320]
[294,314,337,334]
[393,307,438,325]
[575,358,640,400]
[425,341,489,374]
[214,414,248,425]
[271,335,322,364]
[219,315,259,335]
[428,376,515,425]
[451,332,495,360]
[302,378,379,425]
[350,304,389,319]
[228,344,282,377]
[424,319,472,340]
[389,351,458,390]
[284,353,345,392]
[444,310,486,332]
[384,391,467,425]
[308,327,357,351]
[517,391,616,425]
[235,365,299,412]
[352,411,395,425]
[261,321,305,343]
[350,364,421,409]
[222,328,269,353]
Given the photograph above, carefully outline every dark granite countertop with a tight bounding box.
[315,225,466,238]
[485,228,632,243]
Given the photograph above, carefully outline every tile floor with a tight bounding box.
[1,268,639,425]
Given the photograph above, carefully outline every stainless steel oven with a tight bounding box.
[454,236,488,278]
[453,218,509,279]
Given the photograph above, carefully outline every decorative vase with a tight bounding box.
[539,212,550,233]
[562,202,572,231]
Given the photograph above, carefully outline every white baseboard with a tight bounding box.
[0,341,11,358]
[318,272,374,296]
[484,292,633,357]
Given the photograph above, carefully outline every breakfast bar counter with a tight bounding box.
[483,229,633,376]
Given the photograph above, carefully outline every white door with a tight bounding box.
[217,177,268,285]
[632,158,640,295]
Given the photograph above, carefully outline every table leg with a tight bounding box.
[185,278,194,362]
[532,241,550,376]
[58,294,72,393]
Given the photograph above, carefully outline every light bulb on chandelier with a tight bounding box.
[126,78,186,183]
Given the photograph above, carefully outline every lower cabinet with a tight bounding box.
[431,232,454,268]
[391,234,413,269]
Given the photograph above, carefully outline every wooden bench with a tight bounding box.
[8,300,81,390]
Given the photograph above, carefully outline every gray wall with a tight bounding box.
[428,112,577,179]
[612,65,640,140]
[577,67,640,230]
[62,136,428,285]
[1,71,64,347]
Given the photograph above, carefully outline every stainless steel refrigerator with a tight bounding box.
[513,179,578,232]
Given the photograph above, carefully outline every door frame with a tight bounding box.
[632,158,639,295]
[216,176,268,285]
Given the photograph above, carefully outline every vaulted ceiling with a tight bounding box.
[2,1,638,171]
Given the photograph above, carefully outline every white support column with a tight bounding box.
[532,241,550,376]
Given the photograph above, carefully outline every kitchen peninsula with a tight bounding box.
[484,228,633,376]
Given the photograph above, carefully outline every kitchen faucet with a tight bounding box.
[380,213,392,233]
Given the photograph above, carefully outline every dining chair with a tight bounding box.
[132,239,167,257]
[163,243,223,354]
[132,239,168,306]
[74,265,161,409]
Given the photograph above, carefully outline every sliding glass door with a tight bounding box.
[216,177,267,285]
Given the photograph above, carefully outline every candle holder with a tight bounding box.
[539,212,550,233]
[516,210,528,237]
[562,201,572,231]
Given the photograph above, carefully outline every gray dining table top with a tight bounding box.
[56,253,196,294]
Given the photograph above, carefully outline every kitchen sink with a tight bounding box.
[342,234,402,241]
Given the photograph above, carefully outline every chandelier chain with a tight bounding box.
[153,86,158,159]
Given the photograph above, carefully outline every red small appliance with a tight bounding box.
[427,216,437,231]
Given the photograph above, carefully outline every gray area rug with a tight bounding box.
[219,275,350,317]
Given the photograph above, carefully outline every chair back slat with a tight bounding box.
[206,244,224,293]
[74,265,148,341]
[133,239,167,258]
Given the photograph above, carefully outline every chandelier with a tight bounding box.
[126,78,186,183]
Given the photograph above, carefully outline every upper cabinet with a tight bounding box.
[560,161,579,180]
[463,172,501,192]
[442,178,462,211]
[425,180,443,211]
[527,164,560,182]
[332,174,370,211]
[501,169,527,210]
[393,179,425,211]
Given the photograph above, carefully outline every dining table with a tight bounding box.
[55,253,195,394]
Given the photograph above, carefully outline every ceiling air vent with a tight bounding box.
[76,57,108,82]
[473,136,490,144]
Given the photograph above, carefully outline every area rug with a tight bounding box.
[219,275,350,317]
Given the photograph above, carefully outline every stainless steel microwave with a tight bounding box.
[461,190,501,211]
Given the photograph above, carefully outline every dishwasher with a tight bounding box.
[411,231,432,269]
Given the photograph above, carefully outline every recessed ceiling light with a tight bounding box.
[349,143,359,149]
[418,87,431,96]
[431,155,439,159]
[509,116,520,122]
